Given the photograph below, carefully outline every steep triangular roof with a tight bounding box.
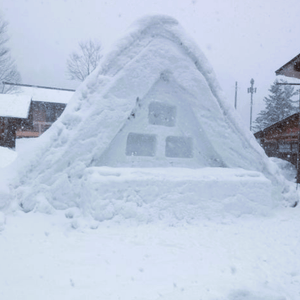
[14,15,289,211]
[254,113,298,139]
[275,53,300,79]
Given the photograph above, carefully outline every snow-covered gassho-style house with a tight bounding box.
[12,16,295,221]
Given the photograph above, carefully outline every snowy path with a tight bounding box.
[1,208,300,300]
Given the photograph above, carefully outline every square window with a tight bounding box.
[278,143,291,153]
[292,143,298,153]
[165,136,193,158]
[148,102,176,127]
[126,133,157,157]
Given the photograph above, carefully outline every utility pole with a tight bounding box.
[234,81,238,109]
[247,78,257,131]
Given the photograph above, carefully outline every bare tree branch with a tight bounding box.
[66,40,103,82]
[0,17,21,94]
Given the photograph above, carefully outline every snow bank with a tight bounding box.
[0,147,18,211]
[17,167,273,222]
[0,146,17,168]
[80,167,274,222]
[0,211,5,231]
[270,157,296,183]
[8,15,298,221]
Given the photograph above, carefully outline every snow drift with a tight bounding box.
[9,15,297,221]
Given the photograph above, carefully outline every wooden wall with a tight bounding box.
[0,117,22,148]
[16,101,66,138]
[257,116,299,165]
[0,101,66,148]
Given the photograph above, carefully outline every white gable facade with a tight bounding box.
[12,15,295,221]
[94,73,225,168]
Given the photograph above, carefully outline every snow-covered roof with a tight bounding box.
[275,53,300,74]
[2,83,75,104]
[18,85,74,104]
[276,75,300,85]
[0,94,31,118]
[14,15,296,215]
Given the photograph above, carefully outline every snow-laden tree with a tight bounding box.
[0,17,21,94]
[253,79,297,132]
[66,40,103,82]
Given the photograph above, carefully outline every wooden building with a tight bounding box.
[0,94,31,148]
[0,83,75,148]
[275,53,300,79]
[254,113,299,165]
[258,53,300,166]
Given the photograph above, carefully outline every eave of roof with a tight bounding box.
[2,82,75,92]
[275,53,300,75]
[2,82,75,104]
[254,113,299,138]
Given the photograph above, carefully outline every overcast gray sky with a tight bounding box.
[1,0,300,127]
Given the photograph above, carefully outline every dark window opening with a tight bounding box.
[165,136,193,158]
[126,133,157,157]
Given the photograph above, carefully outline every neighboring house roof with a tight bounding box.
[254,113,298,139]
[2,82,75,104]
[275,53,300,79]
[0,94,31,118]
[276,75,300,84]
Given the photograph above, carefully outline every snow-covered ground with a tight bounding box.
[0,140,300,300]
[1,198,300,300]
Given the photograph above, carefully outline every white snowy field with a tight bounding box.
[0,142,300,300]
[0,203,300,300]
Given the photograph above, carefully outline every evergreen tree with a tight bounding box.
[253,79,297,132]
[0,17,21,93]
